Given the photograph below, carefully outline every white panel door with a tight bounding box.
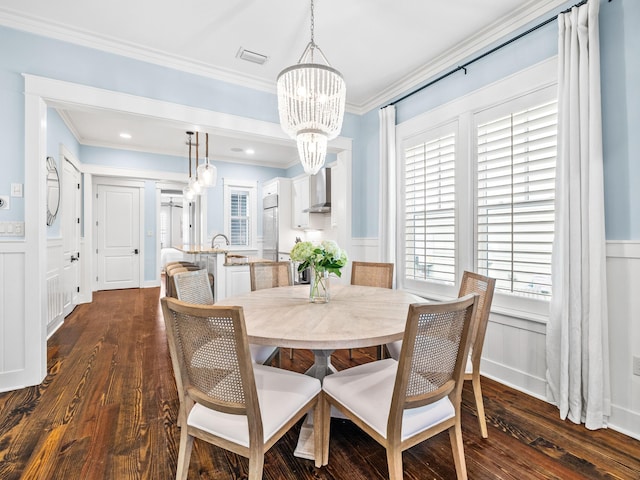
[62,158,81,316]
[96,184,141,290]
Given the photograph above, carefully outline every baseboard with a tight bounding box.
[481,358,547,401]
[609,404,640,441]
[143,279,161,288]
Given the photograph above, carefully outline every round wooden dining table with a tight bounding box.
[217,283,425,461]
[217,283,424,381]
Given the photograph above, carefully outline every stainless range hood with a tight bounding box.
[304,167,331,213]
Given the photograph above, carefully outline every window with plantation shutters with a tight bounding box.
[223,179,257,249]
[230,190,249,246]
[476,99,557,299]
[403,130,456,285]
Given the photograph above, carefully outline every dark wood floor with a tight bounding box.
[1,287,639,480]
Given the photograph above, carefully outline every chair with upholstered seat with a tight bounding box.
[173,269,280,367]
[321,294,479,480]
[249,261,293,291]
[250,261,293,360]
[386,270,496,438]
[161,297,323,480]
[349,261,394,359]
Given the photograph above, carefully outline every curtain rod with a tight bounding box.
[385,0,603,108]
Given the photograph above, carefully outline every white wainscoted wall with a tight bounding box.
[0,243,27,389]
[46,239,64,337]
[353,237,640,440]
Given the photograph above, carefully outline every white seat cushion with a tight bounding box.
[322,358,454,441]
[250,344,279,364]
[187,364,320,447]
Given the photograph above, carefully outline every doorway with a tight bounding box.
[95,182,143,290]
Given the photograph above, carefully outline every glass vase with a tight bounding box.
[310,267,330,303]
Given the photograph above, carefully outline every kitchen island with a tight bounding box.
[171,245,272,302]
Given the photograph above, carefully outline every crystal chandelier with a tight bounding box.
[197,132,217,187]
[276,0,346,175]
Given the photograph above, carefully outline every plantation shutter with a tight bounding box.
[476,100,557,298]
[404,132,456,285]
[230,190,249,246]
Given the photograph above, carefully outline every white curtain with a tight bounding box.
[379,105,397,270]
[546,0,610,430]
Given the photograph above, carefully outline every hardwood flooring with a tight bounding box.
[1,287,639,479]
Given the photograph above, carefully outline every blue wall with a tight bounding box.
[46,108,81,237]
[1,0,639,259]
[357,0,639,240]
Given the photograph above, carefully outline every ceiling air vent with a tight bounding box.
[236,48,268,65]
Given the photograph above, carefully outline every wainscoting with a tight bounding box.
[46,239,64,337]
[0,243,27,389]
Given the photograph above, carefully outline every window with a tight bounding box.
[223,180,257,249]
[396,58,557,316]
[477,100,557,299]
[404,129,456,285]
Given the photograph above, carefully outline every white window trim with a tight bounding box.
[223,178,258,251]
[395,57,558,322]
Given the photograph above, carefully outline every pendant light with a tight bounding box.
[182,131,201,200]
[276,0,346,175]
[197,132,217,187]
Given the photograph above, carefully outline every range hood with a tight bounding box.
[304,167,331,213]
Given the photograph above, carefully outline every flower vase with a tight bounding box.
[310,268,330,303]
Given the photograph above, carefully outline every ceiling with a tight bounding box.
[0,0,566,169]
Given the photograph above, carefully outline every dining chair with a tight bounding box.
[350,261,394,359]
[249,261,293,291]
[166,265,201,298]
[386,270,496,438]
[161,297,323,480]
[249,261,293,360]
[172,269,280,367]
[320,294,479,480]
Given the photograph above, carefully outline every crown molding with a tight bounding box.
[352,0,568,114]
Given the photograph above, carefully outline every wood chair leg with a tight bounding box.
[289,348,294,360]
[175,428,194,480]
[472,371,488,438]
[386,447,404,480]
[313,398,323,468]
[248,447,265,480]
[321,394,331,466]
[349,348,353,360]
[448,423,468,480]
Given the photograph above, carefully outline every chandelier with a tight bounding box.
[276,0,346,175]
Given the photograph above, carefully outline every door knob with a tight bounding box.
[70,255,79,262]
[134,248,139,254]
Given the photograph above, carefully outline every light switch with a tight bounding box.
[11,183,23,197]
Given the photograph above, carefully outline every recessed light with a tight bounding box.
[119,132,132,139]
[245,148,255,155]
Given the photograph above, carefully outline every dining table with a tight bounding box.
[216,283,425,460]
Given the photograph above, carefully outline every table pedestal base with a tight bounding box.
[303,349,336,382]
[294,349,343,460]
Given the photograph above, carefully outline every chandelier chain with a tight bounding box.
[310,0,315,47]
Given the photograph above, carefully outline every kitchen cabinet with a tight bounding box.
[225,264,250,298]
[291,175,310,229]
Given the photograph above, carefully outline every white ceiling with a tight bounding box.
[0,0,566,168]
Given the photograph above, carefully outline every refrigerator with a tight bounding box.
[262,193,279,261]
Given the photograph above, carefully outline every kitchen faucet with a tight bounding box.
[211,233,230,248]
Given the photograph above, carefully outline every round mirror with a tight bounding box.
[46,156,60,226]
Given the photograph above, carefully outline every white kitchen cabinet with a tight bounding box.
[225,265,250,298]
[291,175,310,229]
